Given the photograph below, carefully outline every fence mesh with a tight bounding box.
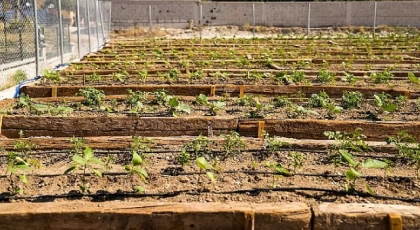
[0,0,111,91]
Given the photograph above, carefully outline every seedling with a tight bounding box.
[182,134,214,158]
[265,161,291,188]
[272,96,292,108]
[408,72,419,85]
[387,132,420,177]
[194,94,226,116]
[136,69,148,83]
[177,149,192,167]
[43,70,61,83]
[339,149,387,193]
[126,90,149,112]
[344,72,358,86]
[317,69,335,84]
[369,71,393,83]
[221,131,246,157]
[166,96,191,117]
[124,151,148,193]
[77,87,105,108]
[64,147,105,193]
[341,91,364,109]
[373,93,397,113]
[308,91,333,108]
[288,152,306,172]
[164,68,180,83]
[196,157,216,185]
[264,133,290,153]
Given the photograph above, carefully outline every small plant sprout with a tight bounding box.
[43,70,61,83]
[182,134,214,158]
[195,94,226,116]
[5,151,30,195]
[339,149,387,193]
[130,136,153,156]
[196,157,216,185]
[341,91,364,109]
[308,91,333,108]
[265,161,291,188]
[77,87,106,108]
[136,69,148,83]
[124,151,148,193]
[164,68,180,83]
[221,131,246,158]
[272,96,292,108]
[69,136,86,155]
[317,69,336,84]
[288,152,306,172]
[344,72,358,86]
[387,132,420,177]
[373,92,398,113]
[166,96,191,117]
[126,90,149,112]
[64,146,105,193]
[263,133,290,153]
[177,149,192,167]
[369,71,393,83]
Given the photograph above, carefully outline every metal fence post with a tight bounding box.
[95,0,100,50]
[33,0,40,77]
[86,0,91,52]
[373,1,377,37]
[252,3,255,38]
[109,3,112,40]
[149,5,153,37]
[76,0,81,59]
[307,3,311,36]
[99,1,105,42]
[58,0,64,64]
[199,4,202,40]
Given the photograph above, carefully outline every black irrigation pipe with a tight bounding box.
[0,170,416,181]
[0,148,403,160]
[0,187,418,203]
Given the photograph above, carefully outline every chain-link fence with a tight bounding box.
[0,0,111,91]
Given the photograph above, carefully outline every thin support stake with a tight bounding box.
[86,0,91,52]
[94,0,100,50]
[98,0,105,43]
[149,5,152,37]
[58,0,64,64]
[373,1,377,38]
[252,3,255,38]
[199,4,203,40]
[307,3,311,36]
[33,0,40,77]
[76,0,81,59]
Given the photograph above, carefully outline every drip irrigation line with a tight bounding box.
[0,170,415,181]
[0,187,417,203]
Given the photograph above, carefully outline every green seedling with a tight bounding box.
[136,69,148,83]
[196,157,216,184]
[177,149,192,167]
[77,87,105,108]
[166,96,191,117]
[265,161,291,188]
[344,72,358,86]
[264,133,290,153]
[124,151,148,193]
[339,149,387,194]
[195,94,226,116]
[64,147,105,193]
[43,70,61,83]
[182,134,214,158]
[126,90,149,112]
[387,132,420,177]
[369,71,393,83]
[272,96,292,108]
[373,93,398,113]
[308,91,333,108]
[221,131,246,157]
[164,68,180,83]
[341,91,364,109]
[408,72,419,85]
[288,152,306,172]
[317,69,335,84]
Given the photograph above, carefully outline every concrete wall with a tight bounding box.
[109,1,420,29]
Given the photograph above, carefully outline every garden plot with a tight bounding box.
[0,35,419,206]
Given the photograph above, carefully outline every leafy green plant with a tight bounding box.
[136,69,148,83]
[86,72,103,83]
[166,96,191,117]
[221,131,246,157]
[196,157,216,184]
[264,133,290,153]
[308,91,333,108]
[126,90,149,112]
[369,71,393,83]
[272,96,292,108]
[317,69,335,84]
[387,132,420,177]
[43,70,61,83]
[288,152,306,172]
[77,87,105,108]
[164,68,180,83]
[341,91,364,109]
[70,137,86,155]
[195,94,226,116]
[124,151,148,193]
[64,146,105,193]
[182,134,214,158]
[265,161,291,188]
[344,72,358,86]
[408,72,419,85]
[373,92,397,113]
[112,71,128,82]
[338,149,387,193]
